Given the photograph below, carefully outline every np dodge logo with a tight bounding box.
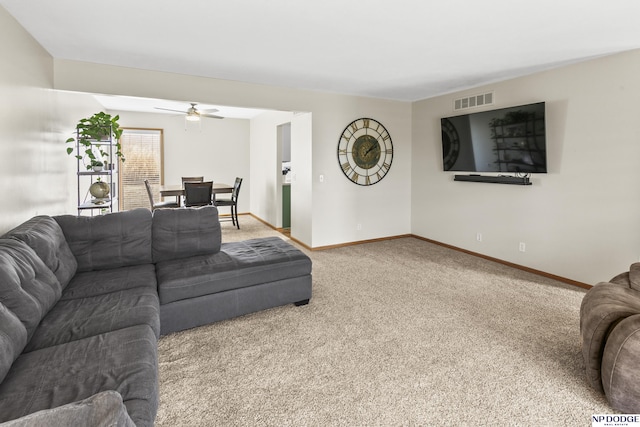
[592,414,640,427]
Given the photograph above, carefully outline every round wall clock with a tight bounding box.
[337,118,393,186]
[441,118,460,171]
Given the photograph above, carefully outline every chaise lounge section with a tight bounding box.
[152,205,312,335]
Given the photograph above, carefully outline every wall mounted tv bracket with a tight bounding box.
[453,174,531,185]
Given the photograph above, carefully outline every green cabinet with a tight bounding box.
[282,184,291,229]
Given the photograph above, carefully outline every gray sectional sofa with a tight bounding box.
[0,206,312,425]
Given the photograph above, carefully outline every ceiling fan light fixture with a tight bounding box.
[185,112,200,122]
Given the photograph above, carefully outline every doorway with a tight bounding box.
[279,123,292,229]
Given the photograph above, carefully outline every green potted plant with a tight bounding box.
[66,112,126,169]
[90,159,104,171]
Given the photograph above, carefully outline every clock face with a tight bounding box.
[337,118,393,186]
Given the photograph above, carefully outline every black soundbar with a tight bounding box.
[453,174,531,185]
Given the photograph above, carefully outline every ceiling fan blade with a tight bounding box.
[154,107,187,114]
[200,108,219,114]
[201,113,224,119]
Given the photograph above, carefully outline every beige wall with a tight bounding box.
[412,49,640,284]
[0,8,102,232]
[290,112,313,245]
[52,60,413,248]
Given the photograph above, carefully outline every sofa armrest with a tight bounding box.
[609,262,640,290]
[0,391,135,427]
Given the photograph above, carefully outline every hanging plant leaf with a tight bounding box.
[65,112,126,164]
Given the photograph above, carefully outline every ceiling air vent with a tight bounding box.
[453,91,494,111]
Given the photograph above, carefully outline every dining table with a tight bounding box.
[160,182,233,205]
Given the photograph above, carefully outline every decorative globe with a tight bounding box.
[89,181,110,199]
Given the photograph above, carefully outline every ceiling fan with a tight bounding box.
[154,103,223,121]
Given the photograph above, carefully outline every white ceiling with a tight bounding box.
[3,0,640,106]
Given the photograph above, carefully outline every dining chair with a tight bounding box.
[184,181,213,207]
[215,177,243,229]
[144,179,180,211]
[180,177,205,206]
[181,176,204,185]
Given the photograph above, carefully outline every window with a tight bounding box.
[119,129,164,210]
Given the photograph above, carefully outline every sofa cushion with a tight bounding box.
[60,264,157,300]
[55,209,152,272]
[156,236,312,304]
[0,239,61,343]
[0,325,158,427]
[0,303,28,385]
[3,216,78,289]
[25,285,160,352]
[152,205,221,263]
[0,390,135,427]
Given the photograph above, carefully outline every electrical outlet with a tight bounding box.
[319,174,324,183]
[357,223,362,231]
[519,242,526,252]
[476,233,482,242]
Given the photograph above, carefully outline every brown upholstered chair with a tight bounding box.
[580,262,640,413]
[144,179,179,211]
[184,181,213,207]
[215,177,242,229]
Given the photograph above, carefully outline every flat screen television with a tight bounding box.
[441,102,547,173]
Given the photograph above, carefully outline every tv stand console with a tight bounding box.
[454,174,531,185]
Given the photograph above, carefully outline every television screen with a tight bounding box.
[441,102,547,173]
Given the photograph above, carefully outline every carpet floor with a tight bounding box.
[155,216,612,426]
